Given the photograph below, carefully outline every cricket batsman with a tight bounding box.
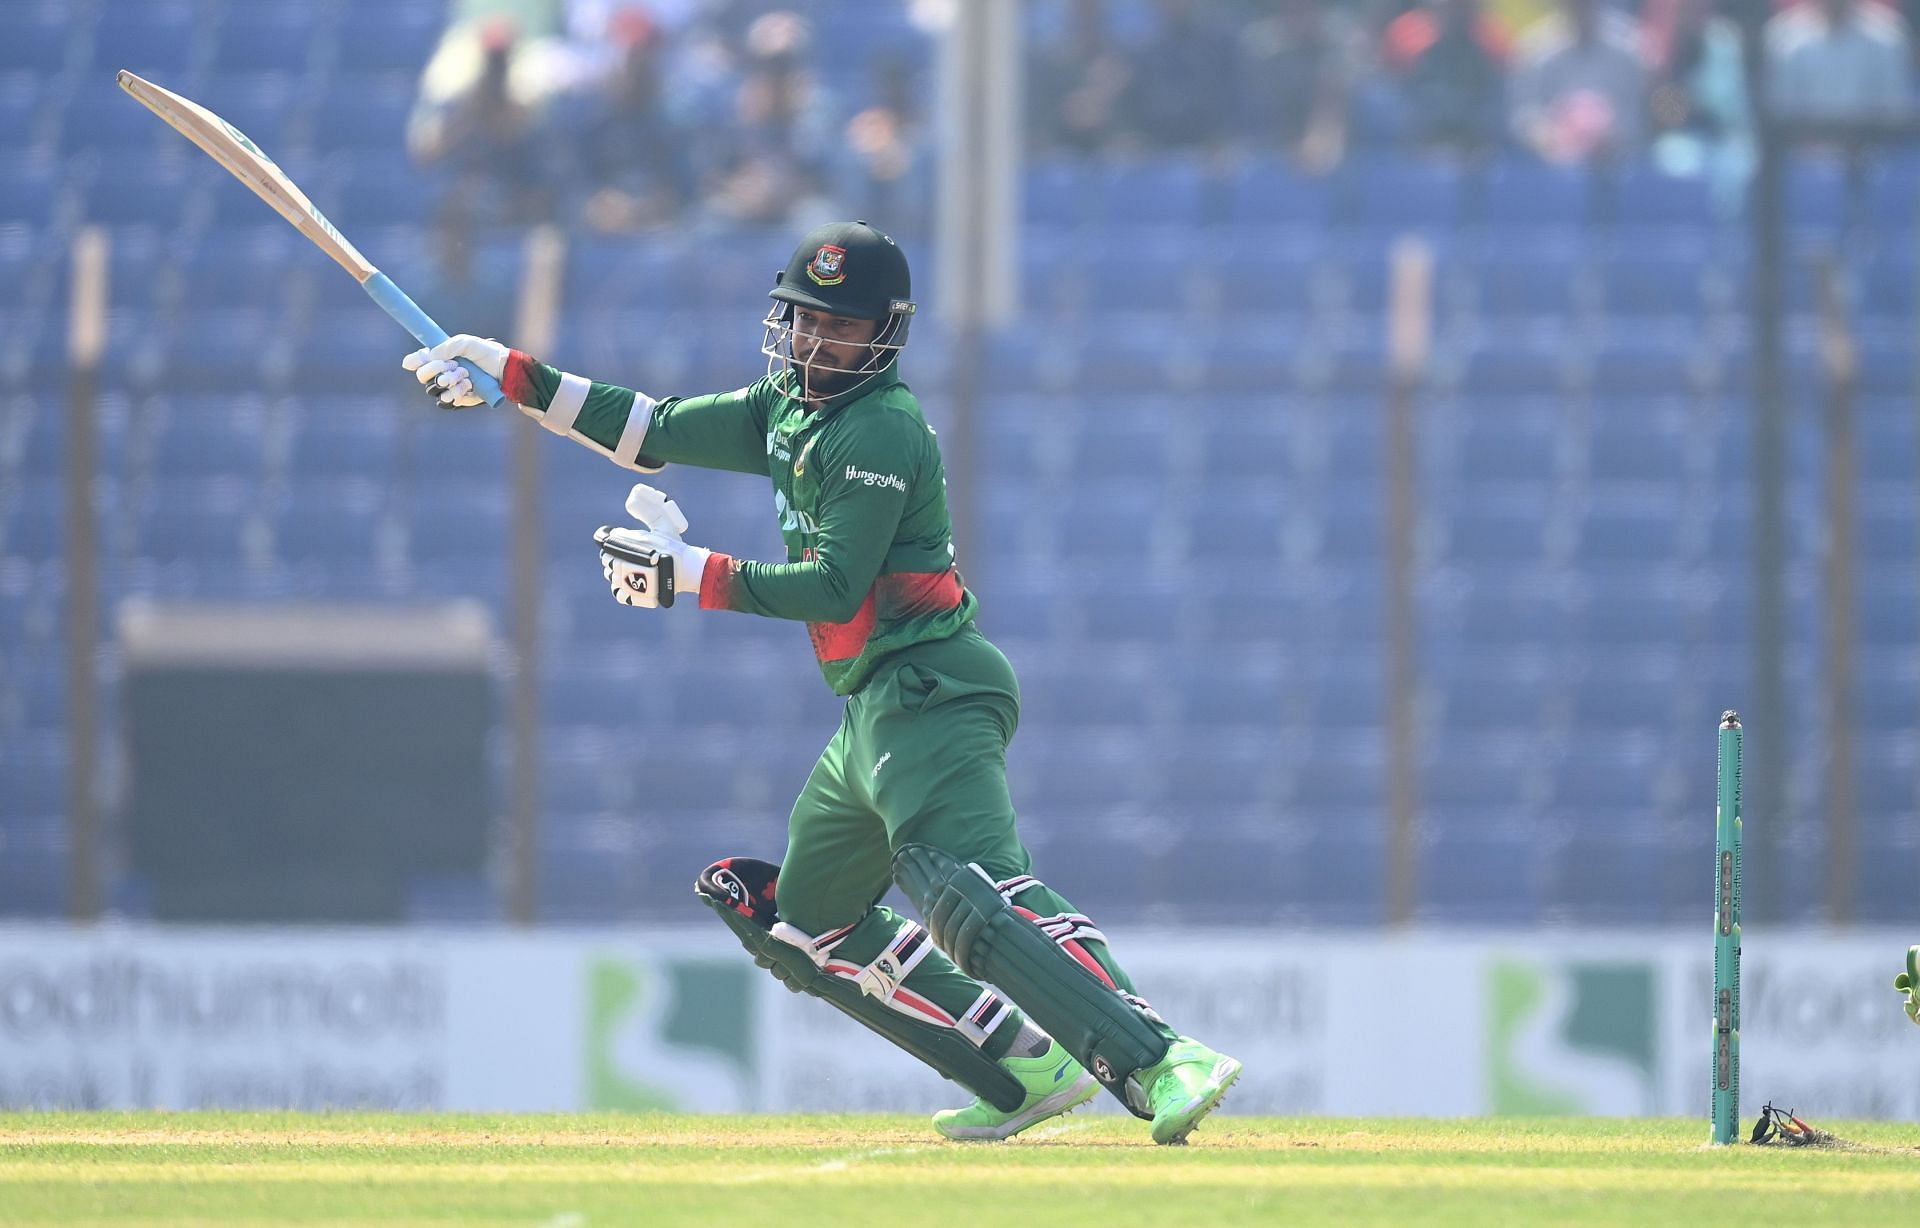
[402,220,1241,1143]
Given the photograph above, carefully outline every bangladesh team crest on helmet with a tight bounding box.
[806,243,847,287]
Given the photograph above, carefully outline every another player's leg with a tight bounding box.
[695,719,1094,1139]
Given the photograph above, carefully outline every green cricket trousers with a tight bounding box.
[772,624,1172,1059]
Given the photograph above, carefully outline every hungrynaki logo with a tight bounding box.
[1487,959,1657,1115]
[806,244,847,286]
[845,465,906,493]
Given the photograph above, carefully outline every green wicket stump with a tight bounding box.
[1712,711,1743,1145]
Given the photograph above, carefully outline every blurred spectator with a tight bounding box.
[567,9,694,233]
[1130,0,1239,150]
[1028,0,1140,153]
[1643,0,1753,215]
[1239,0,1367,172]
[839,54,931,233]
[701,11,841,226]
[1509,0,1647,164]
[1765,0,1912,123]
[1380,0,1512,153]
[408,17,556,226]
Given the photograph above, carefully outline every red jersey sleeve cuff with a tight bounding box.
[698,553,738,610]
[502,349,541,407]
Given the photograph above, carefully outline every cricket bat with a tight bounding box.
[115,69,507,407]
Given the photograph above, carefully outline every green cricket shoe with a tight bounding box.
[1896,945,1920,1025]
[1136,1036,1242,1145]
[932,1039,1098,1141]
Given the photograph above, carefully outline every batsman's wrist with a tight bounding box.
[679,543,713,595]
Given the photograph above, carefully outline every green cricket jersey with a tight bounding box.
[502,353,977,696]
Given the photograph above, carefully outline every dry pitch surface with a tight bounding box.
[4,1113,1918,1227]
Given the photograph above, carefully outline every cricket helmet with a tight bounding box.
[761,219,917,399]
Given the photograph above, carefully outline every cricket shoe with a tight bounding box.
[933,1038,1098,1141]
[1134,1037,1242,1145]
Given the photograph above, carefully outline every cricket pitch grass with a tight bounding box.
[4,1113,1918,1226]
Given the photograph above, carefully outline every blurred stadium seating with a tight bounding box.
[0,0,1913,928]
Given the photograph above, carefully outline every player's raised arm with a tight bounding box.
[402,335,774,476]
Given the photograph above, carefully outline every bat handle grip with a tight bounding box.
[362,272,509,408]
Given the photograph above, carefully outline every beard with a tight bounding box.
[799,358,869,398]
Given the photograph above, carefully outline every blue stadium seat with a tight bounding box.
[333,151,431,227]
[1544,821,1670,922]
[1026,156,1096,227]
[340,1,446,74]
[1422,731,1533,815]
[1435,492,1549,565]
[1450,405,1560,486]
[210,5,330,73]
[88,1,201,74]
[150,413,268,482]
[1010,730,1160,824]
[404,486,506,562]
[1429,658,1548,732]
[1345,154,1463,231]
[1853,806,1918,923]
[1227,158,1334,228]
[1291,816,1386,923]
[0,6,73,74]
[1473,160,1589,230]
[82,153,196,228]
[1160,727,1286,812]
[1589,331,1704,396]
[1594,244,1717,316]
[1185,485,1289,564]
[310,74,415,149]
[163,308,280,386]
[1602,164,1714,230]
[1573,500,1685,565]
[0,73,49,150]
[1096,156,1215,226]
[1786,154,1850,234]
[1587,406,1689,484]
[63,82,173,151]
[271,478,383,564]
[1568,666,1677,733]
[1290,733,1383,810]
[0,733,65,818]
[1867,147,1920,225]
[1416,822,1542,923]
[0,151,61,226]
[0,836,65,916]
[1463,242,1587,317]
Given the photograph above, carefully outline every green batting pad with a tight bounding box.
[698,887,1025,1113]
[893,842,1169,1116]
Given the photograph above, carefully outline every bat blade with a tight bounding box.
[116,70,506,407]
[117,70,375,281]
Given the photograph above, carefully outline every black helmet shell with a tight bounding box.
[770,219,913,320]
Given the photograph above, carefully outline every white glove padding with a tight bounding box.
[596,525,711,607]
[402,335,511,408]
[624,483,689,539]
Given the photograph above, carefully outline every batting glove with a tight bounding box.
[402,334,510,408]
[595,483,709,607]
[597,526,711,606]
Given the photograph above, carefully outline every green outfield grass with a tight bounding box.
[3,1112,1917,1227]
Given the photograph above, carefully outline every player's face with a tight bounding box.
[791,308,880,394]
